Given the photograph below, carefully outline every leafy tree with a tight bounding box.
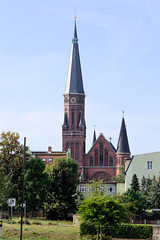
[44,157,79,220]
[123,188,147,215]
[78,195,127,240]
[112,166,125,183]
[25,157,50,213]
[130,174,140,192]
[115,174,146,216]
[0,131,30,207]
[146,176,160,209]
[87,178,105,197]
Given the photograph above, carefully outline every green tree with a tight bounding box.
[147,176,160,209]
[25,157,50,213]
[0,131,30,207]
[116,174,147,216]
[112,166,125,182]
[78,195,127,240]
[123,188,147,215]
[44,157,79,220]
[130,174,140,192]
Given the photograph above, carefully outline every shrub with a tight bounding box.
[79,222,152,239]
[32,221,42,225]
[79,235,112,240]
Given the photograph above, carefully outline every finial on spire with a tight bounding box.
[122,111,124,118]
[74,6,77,20]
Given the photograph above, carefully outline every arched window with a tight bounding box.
[110,156,113,166]
[83,142,85,154]
[100,142,103,166]
[95,149,98,166]
[90,156,93,166]
[105,149,108,166]
[72,109,74,130]
[71,143,74,159]
[76,143,79,160]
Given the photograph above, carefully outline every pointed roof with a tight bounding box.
[63,112,68,127]
[92,129,96,145]
[79,112,84,127]
[64,19,85,95]
[117,117,130,154]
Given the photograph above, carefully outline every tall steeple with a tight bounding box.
[117,117,130,154]
[64,17,85,95]
[62,17,86,167]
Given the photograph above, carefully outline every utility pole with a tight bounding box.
[20,137,26,240]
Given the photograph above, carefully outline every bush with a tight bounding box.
[79,222,153,239]
[79,235,112,240]
[32,221,42,225]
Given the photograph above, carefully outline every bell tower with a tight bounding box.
[62,17,86,167]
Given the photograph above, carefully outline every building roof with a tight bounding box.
[125,151,160,174]
[64,19,85,95]
[117,117,130,154]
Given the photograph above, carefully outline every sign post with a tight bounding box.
[0,210,2,237]
[8,198,16,224]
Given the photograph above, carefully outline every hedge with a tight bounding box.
[79,222,153,239]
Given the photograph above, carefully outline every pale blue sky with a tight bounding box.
[0,0,160,155]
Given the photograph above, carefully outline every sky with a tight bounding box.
[0,0,160,155]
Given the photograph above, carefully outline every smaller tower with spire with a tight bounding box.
[116,115,131,175]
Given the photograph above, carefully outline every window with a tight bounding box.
[95,149,98,166]
[48,158,53,162]
[88,185,93,191]
[76,143,79,160]
[147,161,152,170]
[108,185,115,192]
[110,156,113,166]
[71,143,74,159]
[79,184,86,192]
[100,142,103,166]
[42,158,46,162]
[105,149,108,166]
[90,156,93,166]
[72,109,74,129]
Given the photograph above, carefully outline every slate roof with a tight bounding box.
[117,117,130,154]
[64,20,85,95]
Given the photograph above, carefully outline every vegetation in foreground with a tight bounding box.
[0,218,79,240]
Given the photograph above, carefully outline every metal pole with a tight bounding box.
[11,206,12,224]
[20,137,26,240]
[24,201,26,223]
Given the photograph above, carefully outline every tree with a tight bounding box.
[115,174,147,216]
[25,157,50,213]
[44,157,79,220]
[123,188,147,215]
[78,195,127,240]
[112,166,125,183]
[0,131,30,207]
[130,174,140,192]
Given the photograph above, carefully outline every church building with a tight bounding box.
[32,18,131,194]
[62,18,131,186]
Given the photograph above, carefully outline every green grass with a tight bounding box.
[0,218,79,240]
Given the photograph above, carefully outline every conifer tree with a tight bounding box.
[130,174,140,192]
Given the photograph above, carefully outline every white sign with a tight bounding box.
[8,198,16,207]
[20,203,25,208]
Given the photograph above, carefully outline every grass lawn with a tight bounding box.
[0,218,79,240]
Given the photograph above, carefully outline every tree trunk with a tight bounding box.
[100,224,102,240]
[97,225,99,240]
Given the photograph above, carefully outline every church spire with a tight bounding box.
[117,117,130,154]
[92,126,96,145]
[64,18,85,95]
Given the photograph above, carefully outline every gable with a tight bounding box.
[86,133,116,155]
